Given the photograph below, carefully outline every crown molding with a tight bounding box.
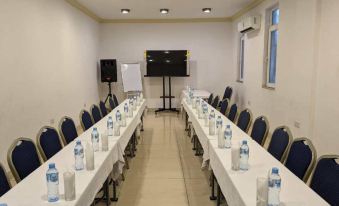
[231,0,266,20]
[65,0,264,24]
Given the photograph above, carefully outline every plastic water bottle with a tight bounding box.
[209,110,216,135]
[268,167,281,206]
[224,125,232,148]
[129,98,134,116]
[91,127,99,152]
[124,103,129,117]
[203,104,209,126]
[116,110,121,123]
[239,140,249,170]
[216,116,223,131]
[107,116,113,136]
[46,163,59,202]
[74,140,84,170]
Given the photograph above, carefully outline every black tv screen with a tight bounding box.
[146,50,189,76]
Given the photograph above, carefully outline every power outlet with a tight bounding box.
[294,121,301,128]
[50,118,55,125]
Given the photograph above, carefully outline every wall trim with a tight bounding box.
[231,0,266,20]
[65,0,265,23]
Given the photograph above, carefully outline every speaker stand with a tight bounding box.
[104,82,113,104]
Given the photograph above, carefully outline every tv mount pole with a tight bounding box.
[155,76,179,114]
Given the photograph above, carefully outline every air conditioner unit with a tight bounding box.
[237,15,261,33]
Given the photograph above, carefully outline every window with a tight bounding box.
[238,35,245,82]
[266,7,279,88]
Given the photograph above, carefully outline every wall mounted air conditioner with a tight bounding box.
[237,15,261,33]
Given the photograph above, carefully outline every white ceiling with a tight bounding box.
[77,0,253,19]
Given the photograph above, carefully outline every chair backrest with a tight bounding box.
[310,155,339,206]
[236,108,252,133]
[223,86,233,101]
[36,126,63,161]
[0,163,11,197]
[109,97,116,110]
[228,103,238,123]
[207,93,214,104]
[113,94,119,106]
[7,138,42,182]
[59,116,78,145]
[80,109,93,131]
[99,101,108,117]
[211,95,220,108]
[250,116,269,146]
[267,126,292,162]
[220,98,230,116]
[91,104,102,123]
[284,137,317,182]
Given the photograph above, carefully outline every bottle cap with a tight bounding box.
[76,140,81,144]
[49,163,55,169]
[242,140,247,145]
[226,125,231,128]
[93,127,97,131]
[117,110,120,112]
[218,116,221,118]
[272,167,279,174]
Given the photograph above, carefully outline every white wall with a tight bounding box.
[231,0,339,155]
[99,23,234,108]
[0,0,100,167]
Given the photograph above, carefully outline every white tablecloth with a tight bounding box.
[0,99,146,206]
[180,90,211,103]
[182,98,329,206]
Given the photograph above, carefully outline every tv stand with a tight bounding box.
[155,76,179,114]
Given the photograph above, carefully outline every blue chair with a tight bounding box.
[219,86,233,107]
[59,116,78,145]
[99,101,108,117]
[211,95,220,108]
[236,108,252,133]
[310,155,339,206]
[113,94,119,107]
[7,138,42,182]
[109,97,116,110]
[91,104,102,123]
[220,98,230,116]
[36,126,64,161]
[80,109,94,131]
[207,93,214,104]
[284,138,317,182]
[0,163,11,197]
[250,116,269,146]
[267,126,292,162]
[227,103,238,123]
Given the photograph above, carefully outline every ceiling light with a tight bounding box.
[202,8,212,13]
[160,9,169,14]
[121,9,130,14]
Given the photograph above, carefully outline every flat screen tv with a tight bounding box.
[146,50,189,76]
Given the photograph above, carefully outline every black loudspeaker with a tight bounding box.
[100,59,117,82]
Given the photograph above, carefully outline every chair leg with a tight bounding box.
[111,180,118,202]
[210,171,217,200]
[124,155,129,169]
[217,184,221,206]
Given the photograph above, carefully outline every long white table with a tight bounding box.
[182,98,329,206]
[0,99,146,206]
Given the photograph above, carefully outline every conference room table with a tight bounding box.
[0,98,146,206]
[182,97,329,206]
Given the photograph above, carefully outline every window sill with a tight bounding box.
[262,85,275,90]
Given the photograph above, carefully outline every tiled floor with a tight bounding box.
[100,111,214,206]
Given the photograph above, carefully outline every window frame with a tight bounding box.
[265,6,279,88]
[238,34,245,82]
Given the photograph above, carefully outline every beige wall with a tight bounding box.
[98,22,235,108]
[0,0,100,167]
[231,0,339,155]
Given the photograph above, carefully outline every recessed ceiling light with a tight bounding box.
[202,8,212,13]
[121,9,130,14]
[160,9,169,14]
